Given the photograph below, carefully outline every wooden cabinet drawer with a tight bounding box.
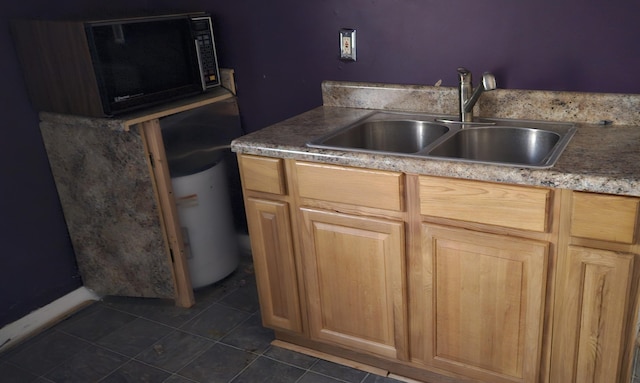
[419,176,552,232]
[239,155,286,195]
[570,192,639,244]
[295,162,404,211]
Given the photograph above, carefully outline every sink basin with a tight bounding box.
[306,112,576,168]
[427,126,564,167]
[308,115,450,154]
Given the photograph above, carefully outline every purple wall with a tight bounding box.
[1,0,639,326]
[0,0,161,326]
[199,0,640,132]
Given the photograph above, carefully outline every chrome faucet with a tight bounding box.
[458,67,496,123]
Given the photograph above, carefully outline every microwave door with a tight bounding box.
[88,17,205,115]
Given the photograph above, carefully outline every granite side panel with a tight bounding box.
[40,111,129,132]
[40,121,176,298]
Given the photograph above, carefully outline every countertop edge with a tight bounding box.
[231,141,640,197]
[231,94,640,197]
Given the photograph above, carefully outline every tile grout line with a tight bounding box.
[53,310,219,382]
[226,355,260,383]
[256,352,364,383]
[25,328,94,381]
[105,287,260,380]
[1,262,392,383]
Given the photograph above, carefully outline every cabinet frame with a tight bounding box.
[550,189,640,383]
[239,156,640,383]
[140,119,193,307]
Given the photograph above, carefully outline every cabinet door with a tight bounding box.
[300,208,408,360]
[245,198,303,333]
[421,225,549,383]
[551,245,634,383]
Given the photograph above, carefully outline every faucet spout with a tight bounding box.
[458,68,496,123]
[458,67,473,123]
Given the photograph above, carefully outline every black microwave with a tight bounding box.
[11,13,221,117]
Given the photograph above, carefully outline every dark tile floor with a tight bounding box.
[0,254,404,383]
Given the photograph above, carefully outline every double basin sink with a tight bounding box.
[306,112,577,168]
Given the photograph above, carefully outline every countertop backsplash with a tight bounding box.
[322,81,640,126]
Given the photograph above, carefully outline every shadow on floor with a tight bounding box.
[0,255,404,383]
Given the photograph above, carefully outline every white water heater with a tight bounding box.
[161,95,244,289]
[171,159,239,288]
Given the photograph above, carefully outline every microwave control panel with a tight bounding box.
[192,16,220,89]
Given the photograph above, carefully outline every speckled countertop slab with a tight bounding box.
[231,81,640,197]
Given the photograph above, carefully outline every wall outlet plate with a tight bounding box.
[339,28,356,61]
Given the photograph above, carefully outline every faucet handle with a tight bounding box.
[481,72,497,91]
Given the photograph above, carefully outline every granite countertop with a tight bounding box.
[231,81,640,197]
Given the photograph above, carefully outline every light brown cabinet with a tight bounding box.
[300,208,407,359]
[550,190,640,383]
[238,154,640,383]
[245,197,302,333]
[293,161,409,359]
[414,176,554,383]
[418,175,552,232]
[419,225,549,383]
[238,155,304,335]
[294,161,404,211]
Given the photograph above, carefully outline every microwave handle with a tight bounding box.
[194,40,207,91]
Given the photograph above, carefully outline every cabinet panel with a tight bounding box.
[295,162,404,211]
[551,245,634,383]
[421,225,548,382]
[240,155,286,195]
[245,198,302,333]
[301,208,407,359]
[570,192,639,244]
[419,176,551,232]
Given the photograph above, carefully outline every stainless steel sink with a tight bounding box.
[309,115,450,154]
[427,126,563,167]
[306,112,576,168]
